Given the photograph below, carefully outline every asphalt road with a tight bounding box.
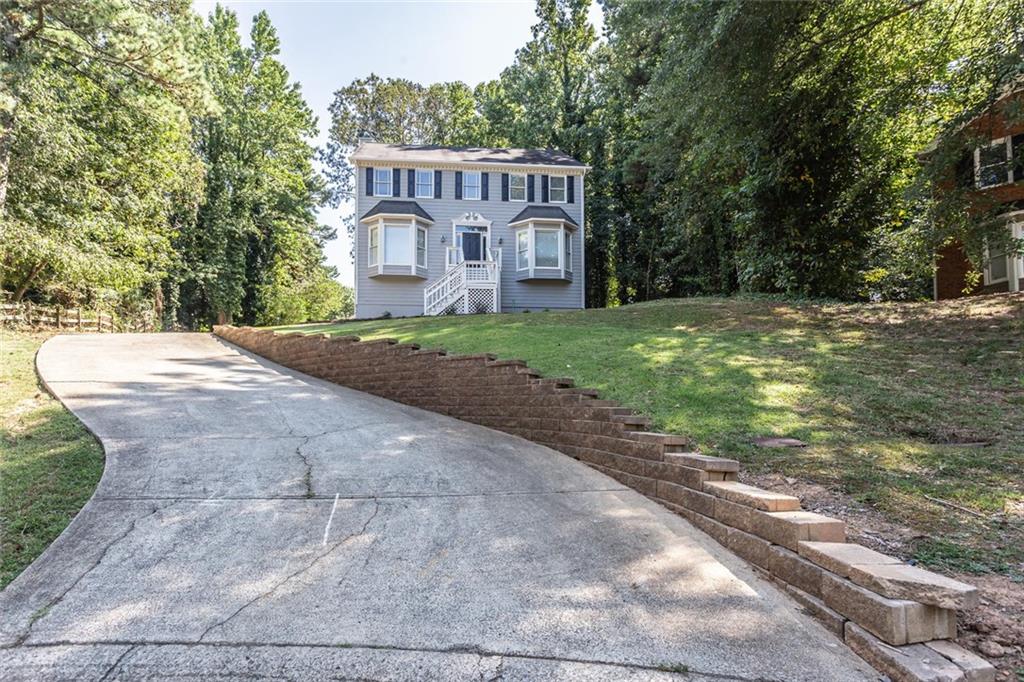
[0,333,876,681]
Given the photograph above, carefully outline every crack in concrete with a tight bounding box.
[92,487,627,503]
[10,504,167,647]
[98,643,138,681]
[13,639,765,681]
[197,499,382,643]
[295,435,315,498]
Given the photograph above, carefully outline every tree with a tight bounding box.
[0,0,208,302]
[165,7,333,328]
[321,75,490,248]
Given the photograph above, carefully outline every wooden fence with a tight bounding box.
[1,301,117,332]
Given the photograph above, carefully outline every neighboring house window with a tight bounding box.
[415,169,433,198]
[510,173,527,202]
[975,139,1012,188]
[517,230,529,270]
[565,231,572,272]
[374,168,392,196]
[416,226,427,268]
[463,171,481,200]
[368,225,379,266]
[384,222,413,265]
[534,229,560,267]
[986,243,1009,283]
[549,176,566,203]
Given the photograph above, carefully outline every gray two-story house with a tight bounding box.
[351,143,587,318]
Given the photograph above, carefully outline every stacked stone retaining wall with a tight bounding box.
[214,326,994,682]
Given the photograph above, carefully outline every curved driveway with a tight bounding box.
[1,334,875,681]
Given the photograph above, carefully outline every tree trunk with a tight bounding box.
[0,107,13,215]
[12,260,44,302]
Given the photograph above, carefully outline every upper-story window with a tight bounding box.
[373,168,392,196]
[415,169,433,198]
[463,171,481,200]
[549,175,567,203]
[975,137,1019,189]
[510,173,527,202]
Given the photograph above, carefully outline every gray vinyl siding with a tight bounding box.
[355,166,584,318]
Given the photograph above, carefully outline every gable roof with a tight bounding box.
[352,143,586,169]
[360,200,433,223]
[508,205,579,228]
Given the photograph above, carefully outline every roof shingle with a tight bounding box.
[352,143,585,168]
[360,200,434,223]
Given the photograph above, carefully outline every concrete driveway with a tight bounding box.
[1,334,876,681]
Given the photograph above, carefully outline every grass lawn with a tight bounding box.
[0,330,104,588]
[277,295,1024,577]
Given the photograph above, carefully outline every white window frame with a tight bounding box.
[533,228,561,268]
[509,173,527,202]
[548,175,567,203]
[415,169,434,199]
[383,222,413,266]
[565,230,573,272]
[463,171,481,200]
[975,138,1013,189]
[516,229,529,271]
[416,225,428,268]
[373,167,393,197]
[368,224,379,267]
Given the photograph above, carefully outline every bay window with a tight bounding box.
[517,230,529,270]
[534,229,560,268]
[368,225,379,266]
[416,226,427,268]
[384,223,412,265]
[513,222,575,280]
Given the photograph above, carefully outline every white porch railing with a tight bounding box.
[424,248,502,316]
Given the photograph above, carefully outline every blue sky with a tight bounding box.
[192,0,603,286]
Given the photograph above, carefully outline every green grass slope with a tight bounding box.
[0,331,104,588]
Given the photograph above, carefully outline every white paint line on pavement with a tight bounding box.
[322,493,339,546]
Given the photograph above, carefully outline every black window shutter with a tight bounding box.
[527,174,535,202]
[407,169,415,197]
[481,172,489,201]
[541,175,549,203]
[455,171,463,200]
[434,170,442,198]
[501,173,509,201]
[567,175,575,204]
[366,168,373,196]
[392,168,401,197]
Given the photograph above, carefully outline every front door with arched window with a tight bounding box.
[455,224,489,262]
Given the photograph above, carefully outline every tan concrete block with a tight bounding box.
[904,601,957,644]
[798,541,902,578]
[784,583,846,638]
[766,546,826,598]
[656,480,716,517]
[752,511,845,551]
[646,461,707,489]
[845,623,967,682]
[712,497,758,534]
[664,452,739,472]
[847,563,980,610]
[924,641,996,682]
[703,480,801,512]
[686,510,730,546]
[725,527,772,569]
[822,572,954,645]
